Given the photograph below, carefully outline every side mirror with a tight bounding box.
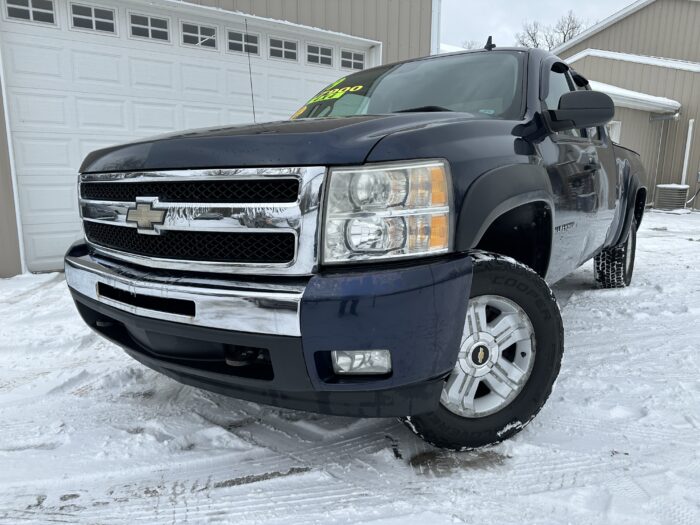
[548,90,615,132]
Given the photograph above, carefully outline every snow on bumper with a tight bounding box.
[64,242,473,417]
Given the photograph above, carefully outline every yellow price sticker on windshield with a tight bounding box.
[307,84,364,104]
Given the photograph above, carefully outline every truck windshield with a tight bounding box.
[291,51,524,121]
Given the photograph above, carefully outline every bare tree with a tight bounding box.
[515,11,586,50]
[461,39,479,50]
[515,21,546,49]
[549,11,585,48]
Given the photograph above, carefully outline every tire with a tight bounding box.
[401,252,564,451]
[594,220,637,288]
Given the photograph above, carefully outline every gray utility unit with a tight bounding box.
[654,184,690,210]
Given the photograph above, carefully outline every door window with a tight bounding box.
[545,68,580,138]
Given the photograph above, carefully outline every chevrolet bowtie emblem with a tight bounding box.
[477,347,485,364]
[126,199,166,233]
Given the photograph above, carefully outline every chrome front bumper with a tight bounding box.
[64,248,305,337]
[65,242,474,416]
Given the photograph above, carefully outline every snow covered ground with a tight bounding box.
[1,211,699,524]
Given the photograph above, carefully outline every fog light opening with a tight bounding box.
[331,350,392,375]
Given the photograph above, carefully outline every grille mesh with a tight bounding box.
[81,179,299,203]
[84,222,295,264]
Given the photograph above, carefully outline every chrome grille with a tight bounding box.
[83,222,296,263]
[81,178,300,203]
[79,167,325,275]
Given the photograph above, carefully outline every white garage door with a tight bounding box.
[0,0,379,271]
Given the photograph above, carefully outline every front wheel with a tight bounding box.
[401,253,564,450]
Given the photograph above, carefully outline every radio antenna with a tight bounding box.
[244,18,257,123]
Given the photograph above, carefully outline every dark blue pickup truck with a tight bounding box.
[65,46,646,450]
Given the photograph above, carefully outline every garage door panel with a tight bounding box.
[11,91,71,131]
[182,105,224,129]
[70,49,123,87]
[268,73,304,106]
[76,97,128,131]
[18,180,79,226]
[129,57,175,91]
[181,63,224,96]
[13,136,75,173]
[4,41,64,80]
[226,108,256,125]
[133,102,179,133]
[227,68,267,104]
[22,224,83,273]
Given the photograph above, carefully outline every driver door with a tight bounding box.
[538,65,603,283]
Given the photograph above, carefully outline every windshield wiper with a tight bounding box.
[395,105,453,113]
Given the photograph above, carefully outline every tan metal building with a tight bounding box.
[0,80,22,277]
[0,0,440,277]
[553,0,700,210]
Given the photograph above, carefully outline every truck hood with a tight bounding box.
[80,113,477,173]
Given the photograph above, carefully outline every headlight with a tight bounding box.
[322,160,452,264]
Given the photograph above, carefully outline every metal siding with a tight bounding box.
[387,0,401,62]
[187,0,433,62]
[351,1,364,37]
[397,1,410,62]
[362,0,377,41]
[559,0,700,208]
[561,0,700,63]
[338,1,352,35]
[0,82,22,277]
[613,107,664,192]
[324,1,340,32]
[408,0,421,58]
[265,0,286,21]
[284,0,300,23]
[310,0,327,29]
[375,1,390,60]
[573,56,700,207]
[419,0,432,58]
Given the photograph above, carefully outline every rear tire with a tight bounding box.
[594,220,637,288]
[401,253,564,451]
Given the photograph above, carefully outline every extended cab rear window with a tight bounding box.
[291,51,524,120]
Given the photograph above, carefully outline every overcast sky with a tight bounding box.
[440,0,635,48]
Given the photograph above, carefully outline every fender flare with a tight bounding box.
[455,163,554,251]
[614,171,645,247]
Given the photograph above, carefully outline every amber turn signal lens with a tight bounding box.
[430,214,449,249]
[430,166,448,206]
